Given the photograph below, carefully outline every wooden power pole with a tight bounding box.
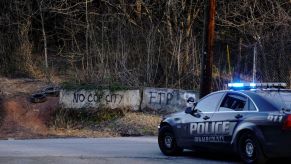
[199,0,216,98]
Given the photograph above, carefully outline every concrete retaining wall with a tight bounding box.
[59,89,141,111]
[59,87,198,114]
[141,88,198,114]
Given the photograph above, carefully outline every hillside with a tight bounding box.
[0,1,290,90]
[0,78,160,139]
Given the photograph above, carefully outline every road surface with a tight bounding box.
[0,137,240,164]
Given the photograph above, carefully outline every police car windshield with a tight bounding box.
[256,90,291,111]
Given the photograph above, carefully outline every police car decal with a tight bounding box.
[189,121,236,143]
[194,136,225,142]
[267,114,284,123]
[190,121,231,135]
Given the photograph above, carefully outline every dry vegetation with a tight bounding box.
[49,111,161,137]
[0,77,48,97]
[0,0,290,90]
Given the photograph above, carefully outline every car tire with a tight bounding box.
[238,132,267,164]
[30,93,47,103]
[158,126,183,156]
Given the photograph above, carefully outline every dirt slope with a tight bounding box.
[0,78,59,139]
[0,96,58,139]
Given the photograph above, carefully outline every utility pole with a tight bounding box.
[199,0,216,98]
[233,38,242,82]
[252,43,257,83]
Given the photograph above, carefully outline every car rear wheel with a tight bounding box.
[158,126,183,156]
[238,132,267,164]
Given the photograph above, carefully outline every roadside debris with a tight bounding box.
[30,86,60,103]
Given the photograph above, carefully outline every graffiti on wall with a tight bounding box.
[60,89,141,110]
[60,88,196,112]
[73,92,123,104]
[148,91,179,105]
[141,88,198,113]
[147,89,196,106]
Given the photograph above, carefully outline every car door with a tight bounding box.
[210,91,257,150]
[179,91,225,149]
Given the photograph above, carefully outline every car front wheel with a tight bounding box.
[238,132,267,164]
[158,126,183,156]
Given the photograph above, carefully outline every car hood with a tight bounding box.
[163,111,186,120]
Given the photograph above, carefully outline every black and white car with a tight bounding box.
[158,83,291,164]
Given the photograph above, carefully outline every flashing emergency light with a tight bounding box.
[228,83,244,88]
[227,82,287,90]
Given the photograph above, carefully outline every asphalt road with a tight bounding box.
[0,137,241,164]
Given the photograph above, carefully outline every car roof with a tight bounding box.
[227,88,291,111]
[220,89,291,111]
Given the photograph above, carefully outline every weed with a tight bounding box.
[50,108,126,129]
[60,81,134,92]
[49,107,161,137]
[60,82,100,91]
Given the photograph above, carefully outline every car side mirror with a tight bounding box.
[193,109,201,118]
[185,107,193,114]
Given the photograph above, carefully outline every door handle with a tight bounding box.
[235,114,243,119]
[203,116,210,120]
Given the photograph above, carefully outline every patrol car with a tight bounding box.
[158,83,291,164]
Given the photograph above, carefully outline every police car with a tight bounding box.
[158,83,291,164]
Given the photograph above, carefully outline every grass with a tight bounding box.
[50,108,126,129]
[105,112,161,136]
[60,81,133,91]
[49,108,161,137]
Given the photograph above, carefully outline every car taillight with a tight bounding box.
[283,115,291,130]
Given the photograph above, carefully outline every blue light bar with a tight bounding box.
[227,82,287,90]
[228,83,244,88]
